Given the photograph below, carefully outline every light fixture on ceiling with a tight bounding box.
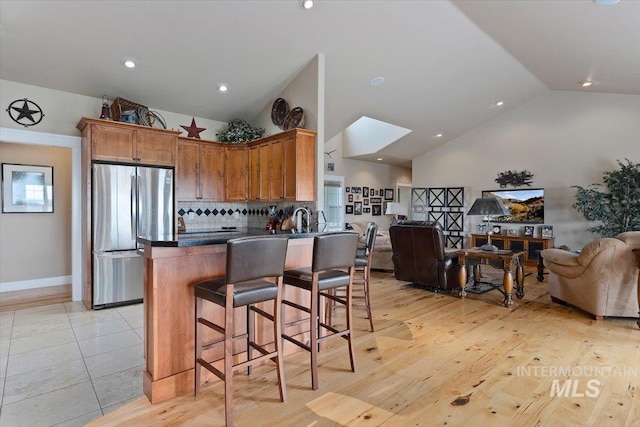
[218,83,229,92]
[376,158,383,161]
[435,133,443,138]
[495,100,504,107]
[121,57,137,69]
[593,0,620,5]
[580,80,594,87]
[301,0,314,10]
[371,76,385,86]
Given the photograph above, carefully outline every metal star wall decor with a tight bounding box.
[6,98,44,127]
[180,117,206,139]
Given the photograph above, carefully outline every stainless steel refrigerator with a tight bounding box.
[92,163,174,308]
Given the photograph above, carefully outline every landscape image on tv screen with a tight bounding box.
[482,188,544,223]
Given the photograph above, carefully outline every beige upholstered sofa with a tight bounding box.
[350,220,393,271]
[541,231,640,320]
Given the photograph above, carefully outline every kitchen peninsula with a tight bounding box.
[138,227,343,403]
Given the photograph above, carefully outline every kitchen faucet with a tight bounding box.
[292,207,311,233]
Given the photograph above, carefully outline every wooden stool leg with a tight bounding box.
[346,270,356,373]
[224,291,234,426]
[247,305,254,375]
[194,297,202,397]
[274,280,287,402]
[310,277,319,390]
[364,266,374,332]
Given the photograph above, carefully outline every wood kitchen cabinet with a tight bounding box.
[78,118,177,166]
[224,145,248,201]
[246,128,316,202]
[176,138,224,201]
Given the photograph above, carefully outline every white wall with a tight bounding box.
[412,91,640,249]
[325,132,411,230]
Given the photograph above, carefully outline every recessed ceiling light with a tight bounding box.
[435,133,443,138]
[580,80,594,87]
[593,0,620,5]
[495,100,504,106]
[121,57,137,69]
[376,158,383,161]
[371,76,385,86]
[301,0,314,9]
[218,84,229,92]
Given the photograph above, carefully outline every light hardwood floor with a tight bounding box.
[87,269,640,427]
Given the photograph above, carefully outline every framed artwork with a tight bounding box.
[327,162,335,172]
[346,187,350,193]
[371,189,376,196]
[363,187,369,197]
[370,197,382,204]
[384,188,394,201]
[2,163,54,213]
[346,205,354,214]
[348,194,353,202]
[379,188,384,197]
[524,225,534,237]
[372,204,382,216]
[354,201,363,215]
[363,207,371,214]
[541,225,554,238]
[364,198,369,206]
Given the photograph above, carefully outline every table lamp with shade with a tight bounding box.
[467,197,510,251]
[385,202,408,224]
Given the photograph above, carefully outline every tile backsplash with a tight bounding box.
[177,201,316,231]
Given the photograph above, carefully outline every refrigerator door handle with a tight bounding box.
[130,174,137,240]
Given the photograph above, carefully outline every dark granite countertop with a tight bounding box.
[138,226,351,247]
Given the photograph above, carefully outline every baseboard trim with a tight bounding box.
[0,275,72,293]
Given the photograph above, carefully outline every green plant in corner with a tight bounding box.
[572,159,640,237]
[216,119,265,143]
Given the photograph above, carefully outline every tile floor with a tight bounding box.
[0,302,144,427]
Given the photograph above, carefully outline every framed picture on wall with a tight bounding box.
[2,163,54,213]
[346,205,354,214]
[364,198,369,206]
[372,204,382,216]
[346,187,350,193]
[363,187,369,197]
[364,207,371,214]
[370,197,382,204]
[541,225,554,238]
[354,201,362,215]
[524,225,534,237]
[348,194,353,202]
[384,188,394,201]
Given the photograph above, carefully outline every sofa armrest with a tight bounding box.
[541,248,584,278]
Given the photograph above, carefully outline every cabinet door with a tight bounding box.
[284,132,316,201]
[135,131,176,166]
[269,140,284,201]
[259,143,270,201]
[200,144,224,201]
[176,141,199,200]
[225,146,248,201]
[91,125,135,162]
[248,145,260,201]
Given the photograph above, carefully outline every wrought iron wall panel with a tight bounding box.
[411,186,465,249]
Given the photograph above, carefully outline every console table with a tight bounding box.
[470,234,554,267]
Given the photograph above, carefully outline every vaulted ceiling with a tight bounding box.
[1,0,638,167]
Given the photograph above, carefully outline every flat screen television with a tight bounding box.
[482,188,544,224]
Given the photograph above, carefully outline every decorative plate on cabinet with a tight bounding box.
[271,98,289,129]
[282,107,306,130]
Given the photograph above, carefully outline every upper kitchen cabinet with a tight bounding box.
[224,145,249,201]
[77,118,179,167]
[247,128,316,202]
[280,129,316,201]
[176,138,224,201]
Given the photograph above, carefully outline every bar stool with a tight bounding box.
[194,235,289,427]
[281,232,359,390]
[327,222,378,331]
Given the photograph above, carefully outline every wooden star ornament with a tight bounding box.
[180,117,206,139]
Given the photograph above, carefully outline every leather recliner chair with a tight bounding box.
[541,231,640,320]
[389,220,459,290]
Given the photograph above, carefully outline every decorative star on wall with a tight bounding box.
[180,117,206,139]
[6,98,44,127]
